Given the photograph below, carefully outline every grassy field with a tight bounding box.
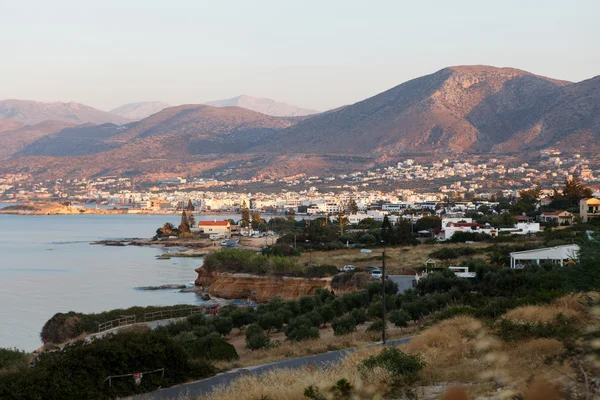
[293,242,492,274]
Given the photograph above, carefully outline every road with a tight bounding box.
[129,337,412,400]
[388,275,416,292]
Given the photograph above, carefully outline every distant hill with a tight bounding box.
[0,120,75,160]
[109,101,170,120]
[0,99,130,125]
[205,95,319,117]
[263,66,577,155]
[2,66,599,180]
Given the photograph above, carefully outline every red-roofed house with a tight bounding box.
[198,220,231,235]
[539,211,573,225]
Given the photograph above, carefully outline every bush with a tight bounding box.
[366,319,386,332]
[211,316,233,337]
[497,315,579,342]
[285,317,320,341]
[389,309,411,328]
[257,312,284,333]
[317,305,336,325]
[245,324,270,350]
[230,309,256,330]
[0,330,214,400]
[350,308,368,325]
[332,315,357,336]
[359,348,425,384]
[0,348,29,371]
[191,333,239,361]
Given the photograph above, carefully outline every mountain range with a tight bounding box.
[205,95,319,117]
[1,65,598,180]
[109,101,171,120]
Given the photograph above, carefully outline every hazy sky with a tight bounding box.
[1,0,598,111]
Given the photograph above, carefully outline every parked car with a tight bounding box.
[364,266,379,272]
[342,265,356,272]
[371,270,383,279]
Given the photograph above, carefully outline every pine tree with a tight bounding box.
[187,199,194,211]
[178,211,190,234]
[347,198,359,214]
[337,204,349,235]
[187,213,196,230]
[240,201,250,229]
[381,215,393,244]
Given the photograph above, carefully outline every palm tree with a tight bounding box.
[161,222,176,236]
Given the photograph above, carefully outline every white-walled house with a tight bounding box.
[438,221,497,241]
[510,245,579,268]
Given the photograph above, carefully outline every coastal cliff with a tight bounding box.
[195,267,331,302]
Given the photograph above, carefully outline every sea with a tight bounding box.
[0,206,240,351]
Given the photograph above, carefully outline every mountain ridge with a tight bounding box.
[206,95,319,117]
[1,65,598,180]
[0,99,130,125]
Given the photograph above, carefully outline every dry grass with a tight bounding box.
[203,348,390,400]
[400,316,567,393]
[503,293,591,324]
[294,242,491,273]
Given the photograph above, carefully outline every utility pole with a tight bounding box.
[381,249,387,344]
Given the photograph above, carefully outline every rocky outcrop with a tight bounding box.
[195,268,331,302]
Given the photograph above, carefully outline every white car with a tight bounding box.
[342,265,356,272]
[371,269,382,279]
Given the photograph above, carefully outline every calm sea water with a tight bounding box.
[0,213,237,351]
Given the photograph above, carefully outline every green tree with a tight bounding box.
[240,201,250,229]
[160,222,176,237]
[347,198,359,214]
[187,213,196,230]
[381,215,393,243]
[415,216,442,232]
[562,175,593,207]
[337,206,349,235]
[178,211,190,235]
[513,187,541,215]
[389,309,411,328]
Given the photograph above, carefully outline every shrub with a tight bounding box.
[299,296,316,314]
[193,325,216,338]
[191,333,239,361]
[245,324,270,350]
[305,310,324,328]
[366,319,386,332]
[285,317,320,341]
[188,313,207,326]
[359,347,425,384]
[211,316,233,337]
[0,330,214,400]
[257,312,284,333]
[317,305,336,325]
[0,348,29,371]
[230,309,256,330]
[367,301,383,319]
[329,298,348,317]
[389,309,411,328]
[332,315,357,336]
[497,315,579,342]
[350,308,368,325]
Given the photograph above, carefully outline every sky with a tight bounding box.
[0,0,598,112]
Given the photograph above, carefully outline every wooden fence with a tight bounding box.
[97,315,136,333]
[143,305,219,323]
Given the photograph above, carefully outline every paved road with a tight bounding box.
[129,337,412,400]
[388,275,416,292]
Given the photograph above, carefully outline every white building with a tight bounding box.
[509,245,580,268]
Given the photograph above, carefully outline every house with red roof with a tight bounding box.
[198,220,231,235]
[539,210,574,225]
